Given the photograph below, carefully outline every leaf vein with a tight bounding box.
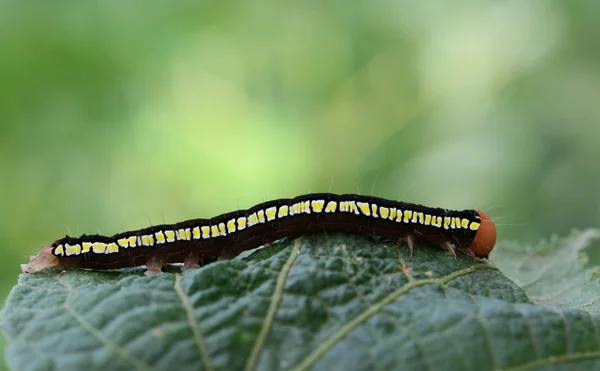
[290,263,496,371]
[243,238,303,371]
[174,273,214,371]
[55,277,155,371]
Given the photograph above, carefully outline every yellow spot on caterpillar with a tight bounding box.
[165,230,176,242]
[128,236,137,247]
[116,239,128,248]
[339,201,348,212]
[450,217,457,229]
[462,219,470,229]
[371,204,378,218]
[218,222,226,236]
[443,217,451,230]
[278,206,289,218]
[107,242,119,254]
[348,201,359,215]
[54,244,64,256]
[248,212,259,227]
[403,210,413,223]
[291,202,301,215]
[379,206,389,219]
[211,225,220,237]
[411,212,419,223]
[390,208,397,221]
[357,202,371,216]
[266,207,277,221]
[65,243,79,256]
[141,235,152,246]
[395,209,404,222]
[176,229,186,241]
[424,215,432,226]
[325,201,337,213]
[311,200,325,213]
[304,201,311,214]
[155,231,166,244]
[470,221,480,231]
[257,209,266,223]
[237,217,247,230]
[227,219,236,233]
[92,242,106,254]
[201,226,211,239]
[418,212,424,224]
[82,242,92,253]
[437,216,443,227]
[193,227,201,240]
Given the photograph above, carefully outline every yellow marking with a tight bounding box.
[257,209,266,223]
[116,239,128,248]
[411,212,419,223]
[141,235,151,246]
[92,242,107,254]
[437,216,443,227]
[390,208,397,221]
[303,201,311,214]
[128,236,137,247]
[237,217,247,230]
[227,219,236,233]
[155,231,166,244]
[348,201,359,215]
[395,209,404,222]
[185,228,192,240]
[403,210,413,223]
[357,202,371,216]
[278,205,289,218]
[176,229,186,241]
[424,215,432,226]
[201,226,211,239]
[211,225,220,237]
[443,217,451,230]
[418,212,424,224]
[107,242,119,254]
[164,230,175,242]
[379,206,389,219]
[325,201,337,213]
[266,206,277,221]
[371,204,379,218]
[292,203,302,215]
[311,200,325,213]
[82,242,92,253]
[450,217,457,229]
[54,244,64,256]
[340,201,348,212]
[470,221,480,231]
[248,212,259,227]
[193,227,201,240]
[65,243,79,256]
[218,222,226,236]
[462,219,470,229]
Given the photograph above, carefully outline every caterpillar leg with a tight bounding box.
[181,254,200,272]
[404,235,415,256]
[144,255,165,275]
[457,246,477,259]
[440,241,457,259]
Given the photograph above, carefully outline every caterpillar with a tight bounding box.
[22,193,497,275]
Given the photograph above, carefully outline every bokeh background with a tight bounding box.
[1,1,599,368]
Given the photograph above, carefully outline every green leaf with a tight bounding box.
[2,231,600,371]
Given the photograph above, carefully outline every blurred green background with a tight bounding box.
[1,1,599,368]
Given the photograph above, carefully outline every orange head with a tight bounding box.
[470,210,497,258]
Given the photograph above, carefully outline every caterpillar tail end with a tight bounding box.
[471,210,497,258]
[22,244,61,273]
